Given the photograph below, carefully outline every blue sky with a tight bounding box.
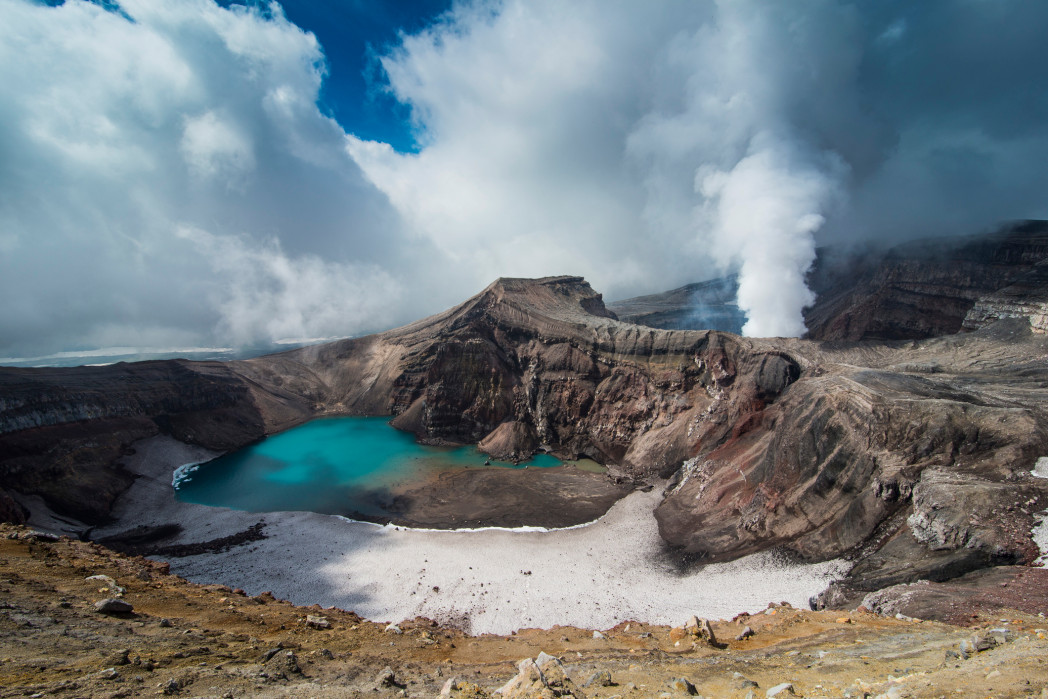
[246,0,452,152]
[2,0,1048,359]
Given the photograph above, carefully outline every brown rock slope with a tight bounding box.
[610,220,1048,339]
[265,275,802,479]
[3,272,1048,605]
[2,525,1048,699]
[656,319,1048,604]
[0,360,314,523]
[0,275,802,522]
[607,275,744,333]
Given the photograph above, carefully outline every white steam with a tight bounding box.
[621,0,860,337]
[699,136,844,336]
[350,0,860,337]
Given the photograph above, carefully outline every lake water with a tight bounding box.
[173,416,563,519]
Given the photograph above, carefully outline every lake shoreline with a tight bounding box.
[174,414,601,524]
[377,463,631,529]
[76,434,848,636]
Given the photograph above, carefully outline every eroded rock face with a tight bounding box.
[655,345,1048,566]
[962,259,1048,333]
[855,566,1048,624]
[0,361,313,523]
[0,276,802,526]
[608,276,745,333]
[4,272,1048,602]
[612,221,1048,342]
[804,220,1048,341]
[281,276,804,482]
[661,321,1048,603]
[0,488,25,525]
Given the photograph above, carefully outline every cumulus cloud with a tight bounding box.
[4,0,1048,357]
[346,0,661,292]
[350,0,1048,336]
[0,0,404,356]
[180,111,256,187]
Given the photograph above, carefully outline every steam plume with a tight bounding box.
[700,136,843,336]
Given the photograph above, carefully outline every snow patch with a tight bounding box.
[1033,515,1048,566]
[103,435,851,636]
[334,516,597,534]
[1032,457,1048,564]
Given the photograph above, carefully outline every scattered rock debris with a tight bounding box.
[2,523,1048,698]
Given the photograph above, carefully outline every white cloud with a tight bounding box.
[4,0,1048,356]
[347,0,858,332]
[0,0,404,356]
[346,0,678,295]
[175,226,401,344]
[349,0,1048,337]
[181,111,256,186]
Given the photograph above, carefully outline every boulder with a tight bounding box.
[443,679,491,698]
[765,682,796,698]
[497,653,587,699]
[305,614,331,629]
[732,672,759,690]
[86,575,125,595]
[375,666,399,689]
[668,677,697,695]
[684,616,719,646]
[583,670,612,687]
[261,649,301,680]
[94,598,133,615]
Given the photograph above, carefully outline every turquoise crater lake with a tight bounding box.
[173,416,563,521]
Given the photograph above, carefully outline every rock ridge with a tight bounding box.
[3,266,1048,603]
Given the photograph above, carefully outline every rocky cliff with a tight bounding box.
[3,262,1048,605]
[656,319,1048,602]
[611,220,1048,340]
[0,360,314,523]
[0,277,799,521]
[803,220,1048,341]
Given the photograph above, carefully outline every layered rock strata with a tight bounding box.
[611,220,1048,340]
[3,272,1048,603]
[607,276,744,333]
[803,220,1048,341]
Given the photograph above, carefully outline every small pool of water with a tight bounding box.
[173,416,563,519]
